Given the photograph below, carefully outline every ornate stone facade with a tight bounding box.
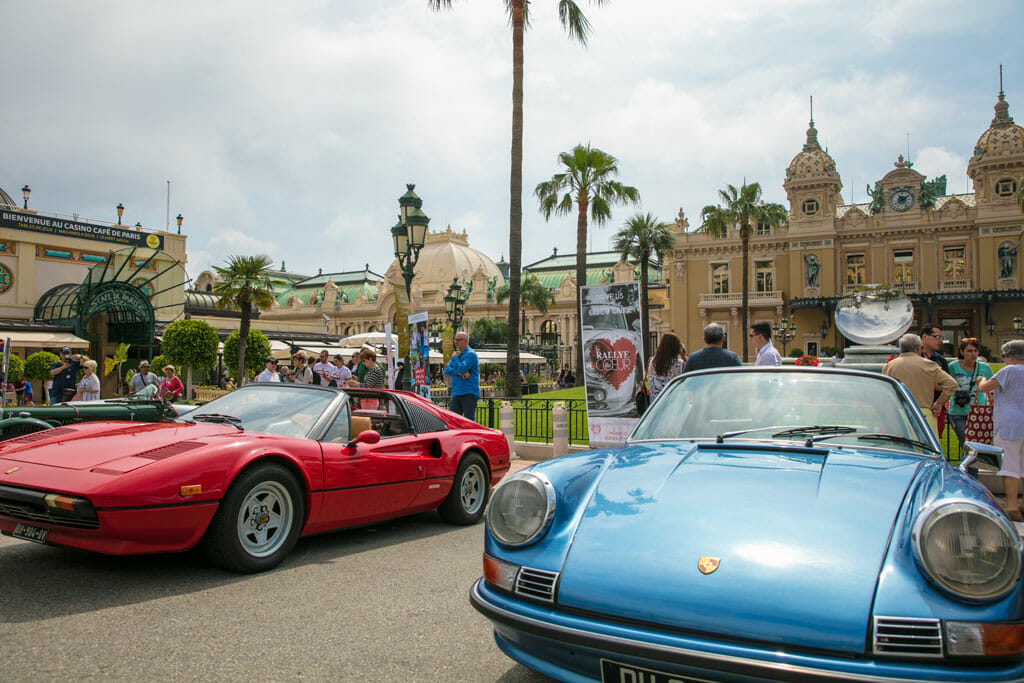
[666,89,1024,361]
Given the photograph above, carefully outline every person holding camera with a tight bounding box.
[49,346,83,404]
[947,338,994,452]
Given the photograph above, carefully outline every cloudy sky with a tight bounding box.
[2,0,1021,283]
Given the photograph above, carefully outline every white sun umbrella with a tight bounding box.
[341,331,398,347]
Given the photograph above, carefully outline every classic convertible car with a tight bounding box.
[0,383,510,572]
[472,367,1024,682]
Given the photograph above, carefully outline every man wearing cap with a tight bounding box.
[49,346,83,404]
[129,361,161,394]
[255,358,282,383]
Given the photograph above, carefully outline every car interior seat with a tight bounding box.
[350,415,372,438]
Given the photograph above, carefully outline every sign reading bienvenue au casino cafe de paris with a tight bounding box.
[0,210,164,250]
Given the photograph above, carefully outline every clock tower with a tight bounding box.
[871,155,926,217]
[783,108,843,229]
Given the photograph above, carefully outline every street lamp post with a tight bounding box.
[773,317,798,356]
[444,278,467,331]
[391,184,430,391]
[1013,315,1023,334]
[21,185,30,209]
[116,203,124,225]
[176,213,183,235]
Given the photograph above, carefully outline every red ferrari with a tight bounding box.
[0,383,510,572]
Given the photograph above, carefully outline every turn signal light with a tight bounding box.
[483,554,519,592]
[43,494,77,511]
[179,485,202,497]
[947,621,1024,656]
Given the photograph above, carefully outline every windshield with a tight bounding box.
[630,370,935,455]
[182,385,340,438]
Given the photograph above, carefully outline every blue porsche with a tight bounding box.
[471,367,1024,682]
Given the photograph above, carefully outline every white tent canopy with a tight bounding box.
[0,331,90,349]
[341,332,397,347]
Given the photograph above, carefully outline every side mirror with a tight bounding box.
[960,441,1004,475]
[347,429,381,448]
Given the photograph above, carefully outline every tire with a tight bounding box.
[438,453,489,525]
[202,463,305,573]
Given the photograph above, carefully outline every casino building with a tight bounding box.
[0,193,187,388]
[664,87,1024,360]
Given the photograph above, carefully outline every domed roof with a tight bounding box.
[785,118,840,183]
[402,226,505,288]
[971,91,1024,163]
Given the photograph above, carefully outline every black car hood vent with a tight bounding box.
[134,441,206,461]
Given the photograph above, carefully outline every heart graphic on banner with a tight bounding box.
[589,337,636,390]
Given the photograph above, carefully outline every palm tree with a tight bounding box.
[613,213,675,361]
[698,182,788,362]
[535,143,640,373]
[497,272,555,336]
[212,255,284,384]
[427,0,607,398]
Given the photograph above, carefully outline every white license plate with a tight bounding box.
[12,522,49,543]
[601,659,704,683]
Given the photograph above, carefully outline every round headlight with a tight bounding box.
[487,472,556,547]
[914,501,1023,601]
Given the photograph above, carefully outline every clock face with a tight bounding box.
[888,186,915,212]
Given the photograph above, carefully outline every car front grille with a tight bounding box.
[0,486,99,530]
[873,616,943,658]
[515,566,559,602]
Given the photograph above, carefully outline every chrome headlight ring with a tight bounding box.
[912,499,1023,602]
[486,471,557,548]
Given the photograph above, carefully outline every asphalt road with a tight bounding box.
[0,458,553,682]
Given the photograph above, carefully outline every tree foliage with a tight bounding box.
[213,255,284,384]
[3,354,24,382]
[161,320,220,371]
[469,318,510,345]
[614,212,675,360]
[223,329,272,380]
[699,182,788,362]
[24,351,58,383]
[535,143,640,372]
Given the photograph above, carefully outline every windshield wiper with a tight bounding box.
[190,413,243,430]
[772,425,857,439]
[856,433,939,454]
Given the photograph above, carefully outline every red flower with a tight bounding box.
[795,355,820,367]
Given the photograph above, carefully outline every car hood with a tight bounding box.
[0,421,236,470]
[555,441,925,654]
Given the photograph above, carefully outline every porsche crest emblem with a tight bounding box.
[698,556,720,575]
[4,467,18,475]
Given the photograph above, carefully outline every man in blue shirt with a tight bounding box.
[444,331,480,420]
[49,346,83,404]
[682,323,742,372]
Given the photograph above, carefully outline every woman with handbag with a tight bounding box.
[947,338,994,452]
[646,333,687,404]
[977,339,1024,521]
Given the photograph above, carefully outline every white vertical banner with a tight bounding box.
[385,322,395,389]
[580,282,644,446]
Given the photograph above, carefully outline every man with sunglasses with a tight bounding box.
[920,324,951,435]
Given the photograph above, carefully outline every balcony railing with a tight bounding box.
[842,281,917,295]
[699,290,783,306]
[939,278,972,292]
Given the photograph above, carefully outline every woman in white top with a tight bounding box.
[75,359,101,401]
[646,333,687,403]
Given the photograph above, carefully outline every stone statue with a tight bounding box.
[866,182,884,215]
[804,252,820,287]
[999,241,1019,279]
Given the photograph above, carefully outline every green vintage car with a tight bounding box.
[0,386,190,440]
